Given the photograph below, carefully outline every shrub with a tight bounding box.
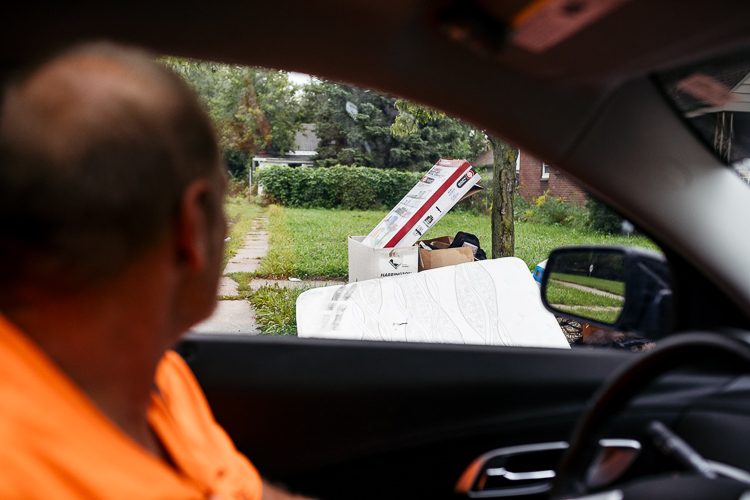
[516,190,588,228]
[257,164,422,210]
[224,149,250,181]
[513,192,534,220]
[227,179,249,198]
[587,195,625,234]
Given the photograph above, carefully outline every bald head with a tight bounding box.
[6,47,176,161]
[0,43,225,302]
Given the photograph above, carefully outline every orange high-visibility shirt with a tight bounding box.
[0,312,262,499]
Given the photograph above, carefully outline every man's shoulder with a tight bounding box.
[150,349,264,500]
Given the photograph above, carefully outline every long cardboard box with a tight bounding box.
[362,159,481,249]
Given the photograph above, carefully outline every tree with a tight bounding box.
[302,83,484,171]
[390,99,517,258]
[390,100,445,136]
[301,81,402,169]
[160,57,302,180]
[489,137,518,258]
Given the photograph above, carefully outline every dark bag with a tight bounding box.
[448,231,487,260]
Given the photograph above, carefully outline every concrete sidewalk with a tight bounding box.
[191,300,259,335]
[192,215,345,335]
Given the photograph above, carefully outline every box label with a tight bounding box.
[378,248,414,277]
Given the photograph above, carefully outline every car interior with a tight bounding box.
[4,1,750,499]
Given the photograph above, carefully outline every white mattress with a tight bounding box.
[296,257,569,348]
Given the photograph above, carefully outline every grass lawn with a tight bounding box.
[556,305,621,324]
[514,222,658,270]
[256,205,296,278]
[546,281,624,308]
[257,207,660,279]
[551,273,626,295]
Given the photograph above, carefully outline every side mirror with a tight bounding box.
[540,246,672,339]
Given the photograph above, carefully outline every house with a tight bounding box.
[473,149,587,206]
[251,124,320,189]
[517,152,587,206]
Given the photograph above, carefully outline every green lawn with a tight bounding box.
[551,273,626,295]
[514,222,658,271]
[257,207,660,279]
[546,281,624,308]
[256,205,296,278]
[555,305,621,324]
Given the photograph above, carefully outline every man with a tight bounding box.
[0,42,289,498]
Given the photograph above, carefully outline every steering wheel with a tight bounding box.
[551,332,750,500]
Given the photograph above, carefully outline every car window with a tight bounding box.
[167,57,662,351]
[656,51,750,177]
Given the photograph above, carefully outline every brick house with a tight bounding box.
[473,149,587,207]
[517,152,587,206]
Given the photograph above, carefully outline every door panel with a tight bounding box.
[177,335,738,499]
[177,334,636,498]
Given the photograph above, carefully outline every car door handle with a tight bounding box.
[456,441,569,498]
[485,467,556,481]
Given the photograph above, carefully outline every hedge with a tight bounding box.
[257,164,423,210]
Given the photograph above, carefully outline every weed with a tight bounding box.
[248,284,307,335]
[587,194,628,234]
[224,272,255,299]
[227,179,249,198]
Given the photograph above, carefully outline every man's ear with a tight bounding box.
[175,180,213,272]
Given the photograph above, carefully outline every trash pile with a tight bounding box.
[349,159,485,282]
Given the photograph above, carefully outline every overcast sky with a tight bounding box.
[288,72,315,86]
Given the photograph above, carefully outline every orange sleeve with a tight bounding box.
[149,350,263,500]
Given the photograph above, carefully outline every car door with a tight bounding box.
[176,333,635,500]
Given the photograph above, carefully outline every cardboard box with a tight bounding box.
[348,236,418,282]
[417,236,475,271]
[362,159,481,249]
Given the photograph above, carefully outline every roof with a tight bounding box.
[294,124,319,152]
[473,149,493,167]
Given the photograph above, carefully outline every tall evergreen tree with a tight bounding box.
[302,82,484,171]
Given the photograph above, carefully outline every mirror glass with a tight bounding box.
[544,251,626,325]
